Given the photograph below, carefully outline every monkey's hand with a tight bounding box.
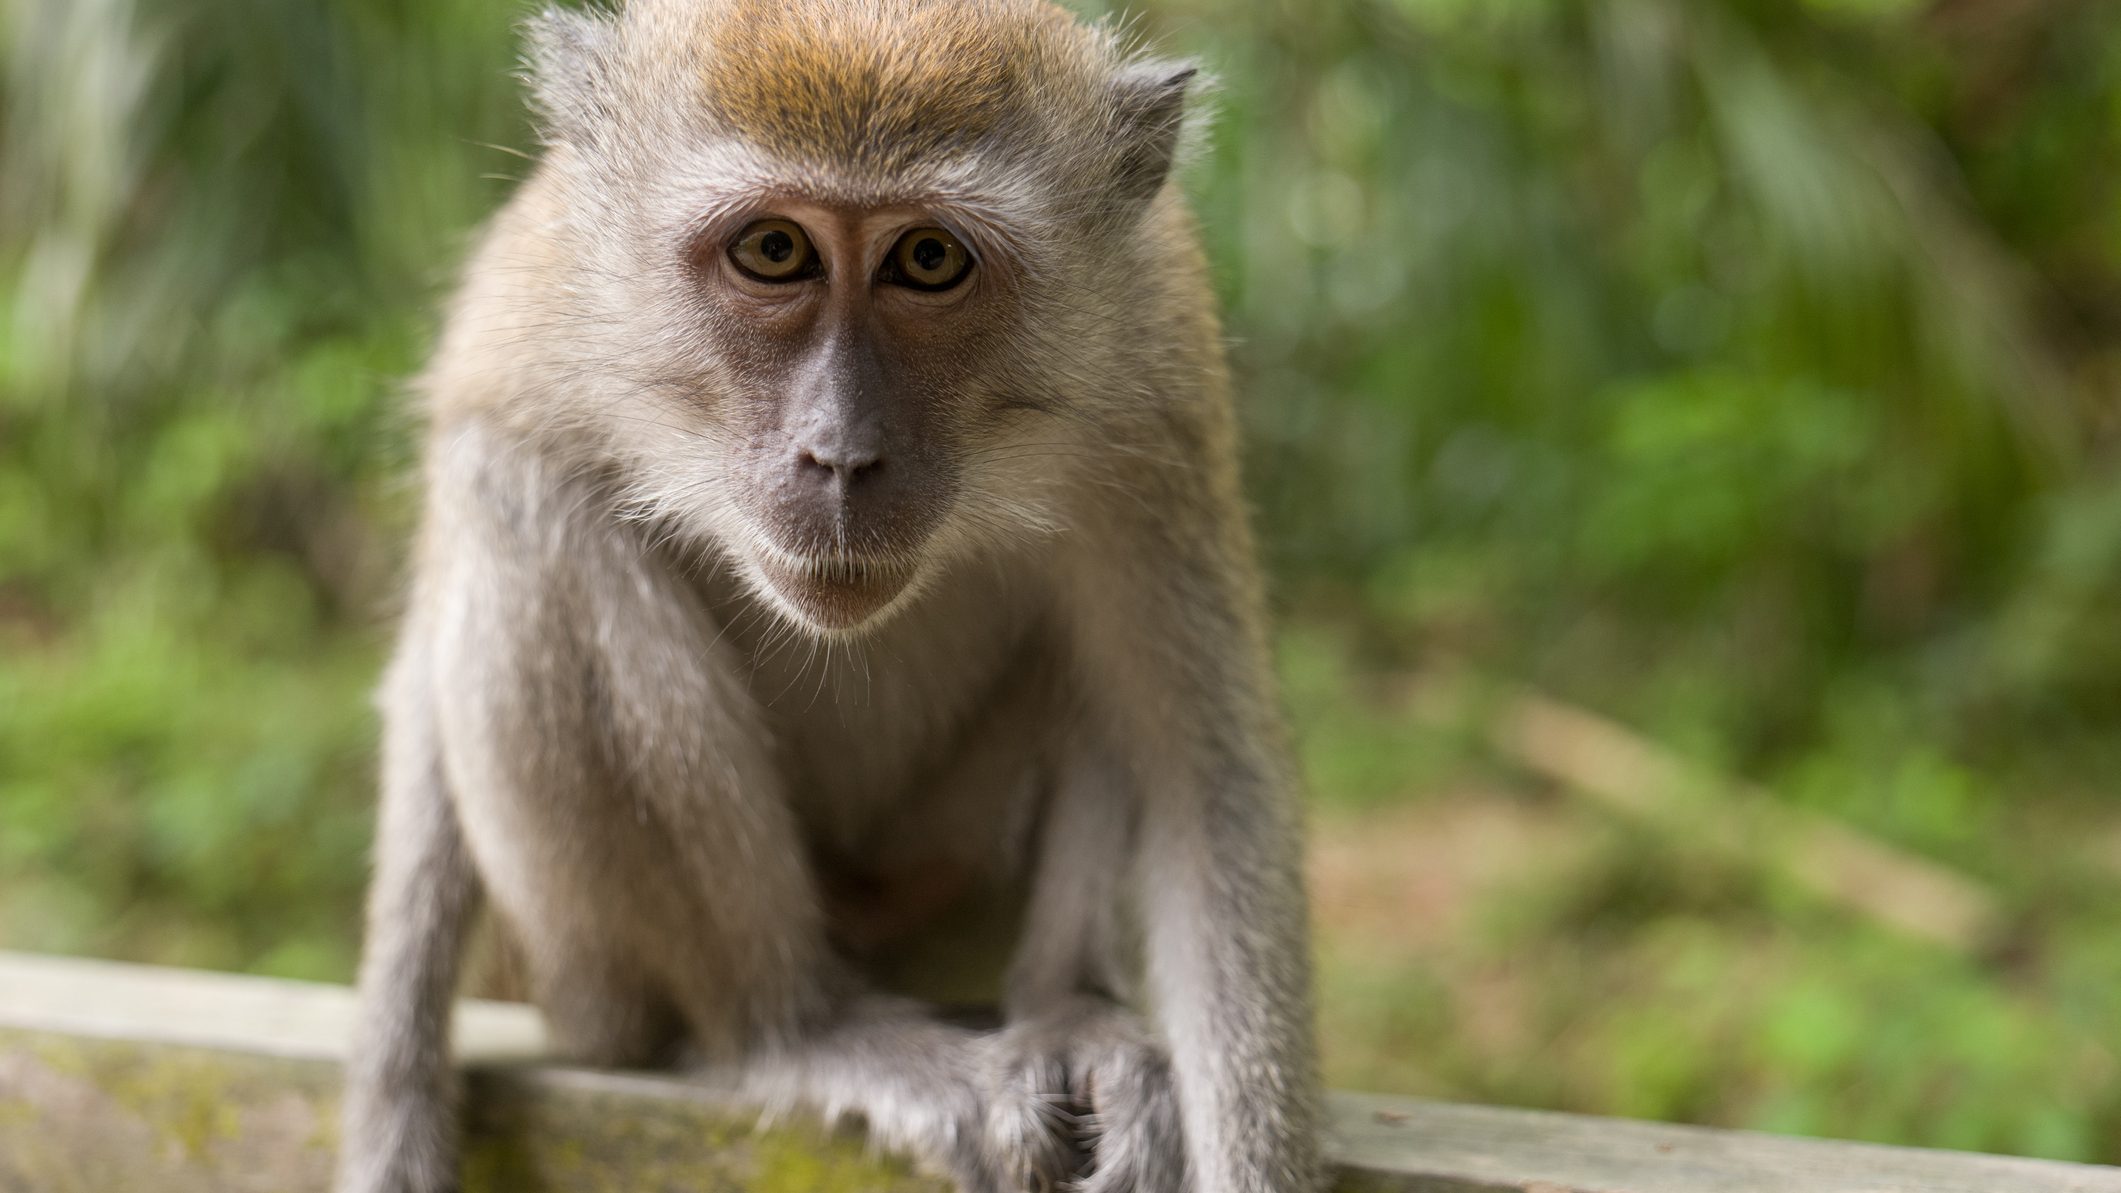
[981,999,1185,1193]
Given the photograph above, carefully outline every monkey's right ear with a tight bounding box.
[1104,58,1206,212]
[523,6,617,145]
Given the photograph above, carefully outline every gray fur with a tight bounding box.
[338,0,1321,1190]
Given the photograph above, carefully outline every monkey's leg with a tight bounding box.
[533,944,685,1068]
[420,424,830,1055]
[1054,494,1325,1193]
[337,649,482,1193]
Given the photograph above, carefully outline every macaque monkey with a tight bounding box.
[335,0,1321,1190]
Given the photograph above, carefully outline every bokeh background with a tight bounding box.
[4,0,2120,1164]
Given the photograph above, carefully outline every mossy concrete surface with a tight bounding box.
[6,953,2121,1193]
[0,1027,338,1193]
[0,1027,945,1193]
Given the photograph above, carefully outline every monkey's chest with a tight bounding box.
[772,687,1045,890]
[761,650,1049,1000]
[719,569,1048,870]
[699,553,1050,987]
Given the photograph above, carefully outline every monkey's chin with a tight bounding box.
[751,551,920,635]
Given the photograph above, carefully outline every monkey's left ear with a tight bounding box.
[524,6,617,146]
[1106,59,1204,210]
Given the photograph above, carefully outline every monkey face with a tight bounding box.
[521,0,1200,638]
[660,195,1038,634]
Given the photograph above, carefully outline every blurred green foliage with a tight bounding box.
[4,0,2119,1165]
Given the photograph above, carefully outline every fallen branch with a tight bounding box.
[1399,670,2005,954]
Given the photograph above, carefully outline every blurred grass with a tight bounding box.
[4,0,2120,1164]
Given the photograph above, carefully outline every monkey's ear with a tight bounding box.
[523,6,616,145]
[1105,59,1204,210]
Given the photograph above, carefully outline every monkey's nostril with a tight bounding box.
[796,447,885,487]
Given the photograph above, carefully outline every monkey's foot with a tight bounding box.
[981,1002,1185,1193]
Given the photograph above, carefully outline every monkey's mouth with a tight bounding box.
[752,548,920,633]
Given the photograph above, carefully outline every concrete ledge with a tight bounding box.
[1,951,2116,1192]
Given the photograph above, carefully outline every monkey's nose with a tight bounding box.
[794,440,885,489]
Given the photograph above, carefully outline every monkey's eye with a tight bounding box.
[883,227,972,291]
[729,219,819,282]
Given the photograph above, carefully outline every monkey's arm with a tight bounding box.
[1056,440,1325,1193]
[336,645,482,1193]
